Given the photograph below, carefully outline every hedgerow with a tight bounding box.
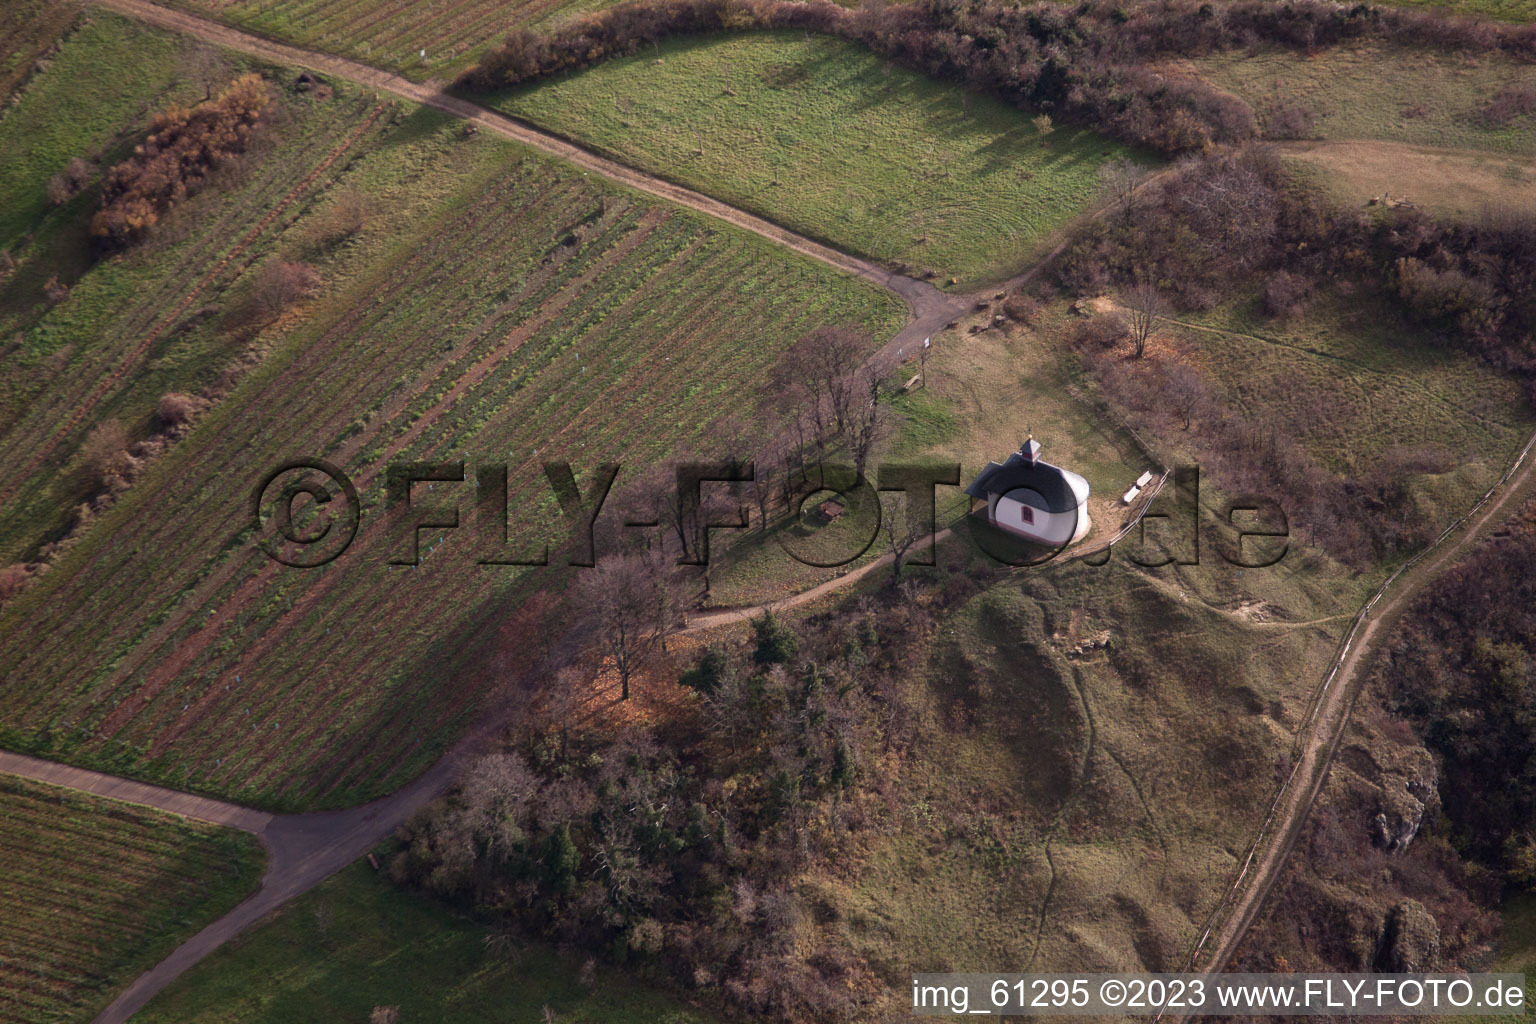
[92,73,272,248]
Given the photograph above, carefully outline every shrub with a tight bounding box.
[249,261,320,322]
[156,392,199,427]
[80,418,129,488]
[1483,85,1536,127]
[751,611,799,666]
[0,564,28,603]
[1394,257,1495,326]
[1002,292,1040,323]
[1262,270,1312,319]
[46,158,92,206]
[1260,96,1318,139]
[1074,312,1129,351]
[680,644,730,694]
[92,74,272,248]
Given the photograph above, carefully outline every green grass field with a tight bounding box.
[0,775,265,1024]
[133,860,722,1024]
[0,15,403,566]
[490,32,1137,286]
[0,21,904,811]
[0,12,205,251]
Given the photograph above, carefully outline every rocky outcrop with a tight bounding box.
[1375,899,1441,973]
[1369,751,1438,854]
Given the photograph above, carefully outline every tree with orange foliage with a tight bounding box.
[92,74,272,248]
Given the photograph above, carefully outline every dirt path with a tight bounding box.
[0,751,273,832]
[1167,425,1536,1003]
[25,3,1529,1017]
[92,0,964,337]
[683,469,1169,631]
[0,724,484,1023]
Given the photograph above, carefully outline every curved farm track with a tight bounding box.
[93,0,966,348]
[2,1,1528,1020]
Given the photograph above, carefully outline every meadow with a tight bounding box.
[0,12,213,251]
[1184,41,1536,160]
[133,860,721,1023]
[831,550,1364,987]
[490,32,1136,286]
[1162,289,1535,492]
[0,31,904,810]
[1185,40,1536,215]
[1391,0,1536,21]
[0,775,265,1024]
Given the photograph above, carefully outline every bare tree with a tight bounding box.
[1097,156,1144,224]
[1121,281,1168,359]
[80,418,129,488]
[1169,154,1281,276]
[881,495,924,582]
[574,551,677,700]
[844,367,889,480]
[1162,361,1209,429]
[45,157,92,206]
[776,326,868,438]
[750,450,782,531]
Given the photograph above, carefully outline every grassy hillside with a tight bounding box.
[490,32,1137,286]
[1187,44,1536,155]
[0,775,264,1024]
[0,68,904,810]
[1163,291,1535,485]
[834,550,1360,983]
[133,860,722,1024]
[0,12,206,251]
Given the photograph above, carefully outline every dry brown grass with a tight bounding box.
[1279,139,1536,220]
